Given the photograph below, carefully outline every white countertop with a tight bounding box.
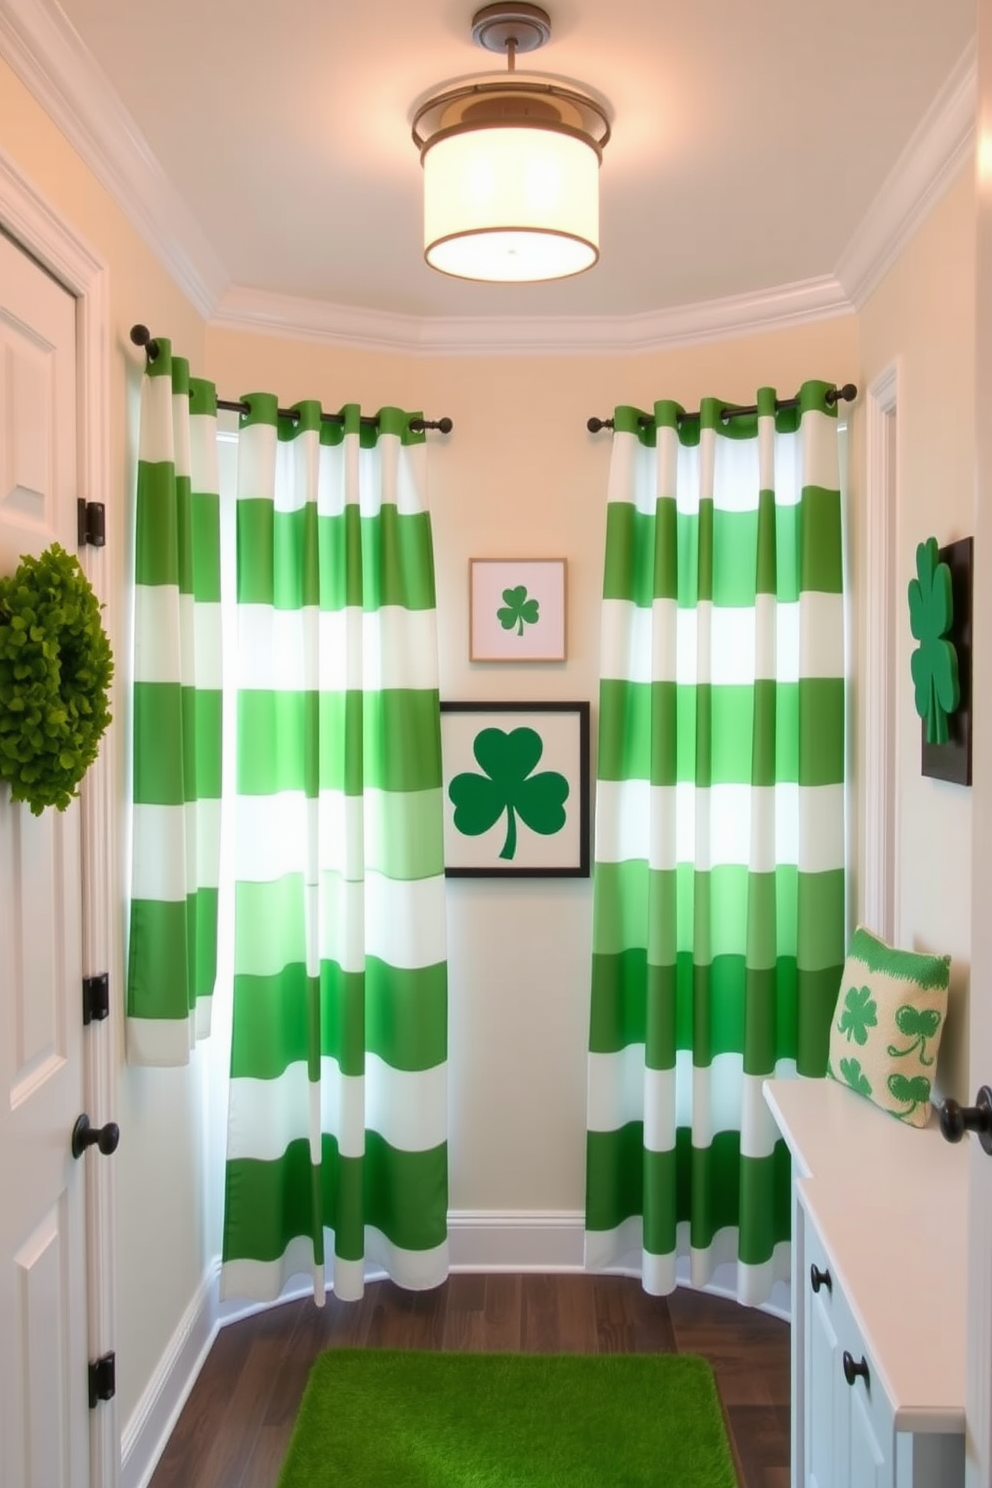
[764,1077,968,1434]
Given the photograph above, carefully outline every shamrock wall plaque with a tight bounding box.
[910,536,972,786]
[908,536,959,745]
[469,559,566,662]
[440,701,590,876]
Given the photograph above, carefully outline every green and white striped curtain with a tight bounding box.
[127,341,222,1066]
[585,382,846,1304]
[220,400,448,1304]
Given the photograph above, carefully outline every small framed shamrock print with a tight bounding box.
[469,558,566,662]
[440,701,590,876]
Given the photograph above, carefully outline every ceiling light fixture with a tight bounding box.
[412,3,611,284]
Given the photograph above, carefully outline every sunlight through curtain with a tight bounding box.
[220,399,448,1303]
[584,382,846,1303]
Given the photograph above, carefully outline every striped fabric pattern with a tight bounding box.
[127,340,222,1067]
[585,383,846,1303]
[220,400,448,1304]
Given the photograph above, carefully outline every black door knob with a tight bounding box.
[71,1114,120,1160]
[843,1350,870,1388]
[810,1264,832,1294]
[939,1087,992,1155]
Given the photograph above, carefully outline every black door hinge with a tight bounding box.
[77,498,106,548]
[83,973,110,1026]
[88,1351,115,1409]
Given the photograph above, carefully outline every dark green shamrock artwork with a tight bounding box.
[908,536,960,745]
[837,985,878,1046]
[886,1005,943,1067]
[837,1057,873,1099]
[887,1071,932,1122]
[448,726,568,860]
[497,585,540,637]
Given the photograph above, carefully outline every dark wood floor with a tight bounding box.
[149,1274,790,1488]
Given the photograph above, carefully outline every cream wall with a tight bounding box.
[0,57,213,1431]
[207,316,859,1212]
[857,164,976,1102]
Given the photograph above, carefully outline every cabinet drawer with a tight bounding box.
[803,1199,896,1487]
[831,1275,894,1470]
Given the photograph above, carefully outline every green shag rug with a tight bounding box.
[276,1349,737,1487]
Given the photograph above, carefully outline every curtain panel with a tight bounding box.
[126,340,222,1066]
[220,400,449,1304]
[585,382,846,1303]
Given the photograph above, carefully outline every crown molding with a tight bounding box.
[835,41,976,308]
[0,0,976,351]
[0,0,228,318]
[212,275,855,358]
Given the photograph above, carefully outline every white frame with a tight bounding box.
[469,558,567,662]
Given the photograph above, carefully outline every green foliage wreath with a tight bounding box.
[0,543,114,815]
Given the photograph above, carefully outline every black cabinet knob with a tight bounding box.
[71,1114,120,1160]
[842,1350,870,1388]
[810,1264,832,1295]
[939,1087,992,1155]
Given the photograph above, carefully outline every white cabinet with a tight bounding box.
[764,1079,967,1488]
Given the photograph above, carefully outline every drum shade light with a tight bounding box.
[412,4,610,284]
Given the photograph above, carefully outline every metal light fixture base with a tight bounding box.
[471,4,552,55]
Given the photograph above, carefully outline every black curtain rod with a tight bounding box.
[586,382,858,434]
[129,325,453,435]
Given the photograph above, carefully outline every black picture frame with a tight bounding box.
[921,536,973,786]
[440,701,590,877]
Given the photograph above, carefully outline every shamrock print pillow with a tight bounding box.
[826,925,950,1128]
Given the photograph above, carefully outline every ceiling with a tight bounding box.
[37,0,978,325]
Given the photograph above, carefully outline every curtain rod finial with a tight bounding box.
[409,416,453,434]
[129,324,159,362]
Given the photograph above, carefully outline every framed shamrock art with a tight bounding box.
[440,701,590,876]
[469,558,566,662]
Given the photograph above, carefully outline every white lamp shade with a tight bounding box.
[422,125,600,282]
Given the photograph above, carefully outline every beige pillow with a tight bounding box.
[826,926,950,1128]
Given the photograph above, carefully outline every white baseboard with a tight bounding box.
[448,1209,586,1272]
[120,1214,790,1487]
[120,1262,221,1488]
[446,1211,791,1320]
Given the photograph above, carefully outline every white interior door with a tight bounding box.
[968,7,992,1484]
[0,231,90,1487]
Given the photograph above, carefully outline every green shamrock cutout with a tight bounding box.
[837,985,878,1046]
[448,726,568,860]
[497,585,540,637]
[887,1071,932,1122]
[908,537,960,745]
[838,1057,873,1099]
[886,1005,942,1067]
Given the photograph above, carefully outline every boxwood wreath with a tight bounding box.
[0,543,113,815]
